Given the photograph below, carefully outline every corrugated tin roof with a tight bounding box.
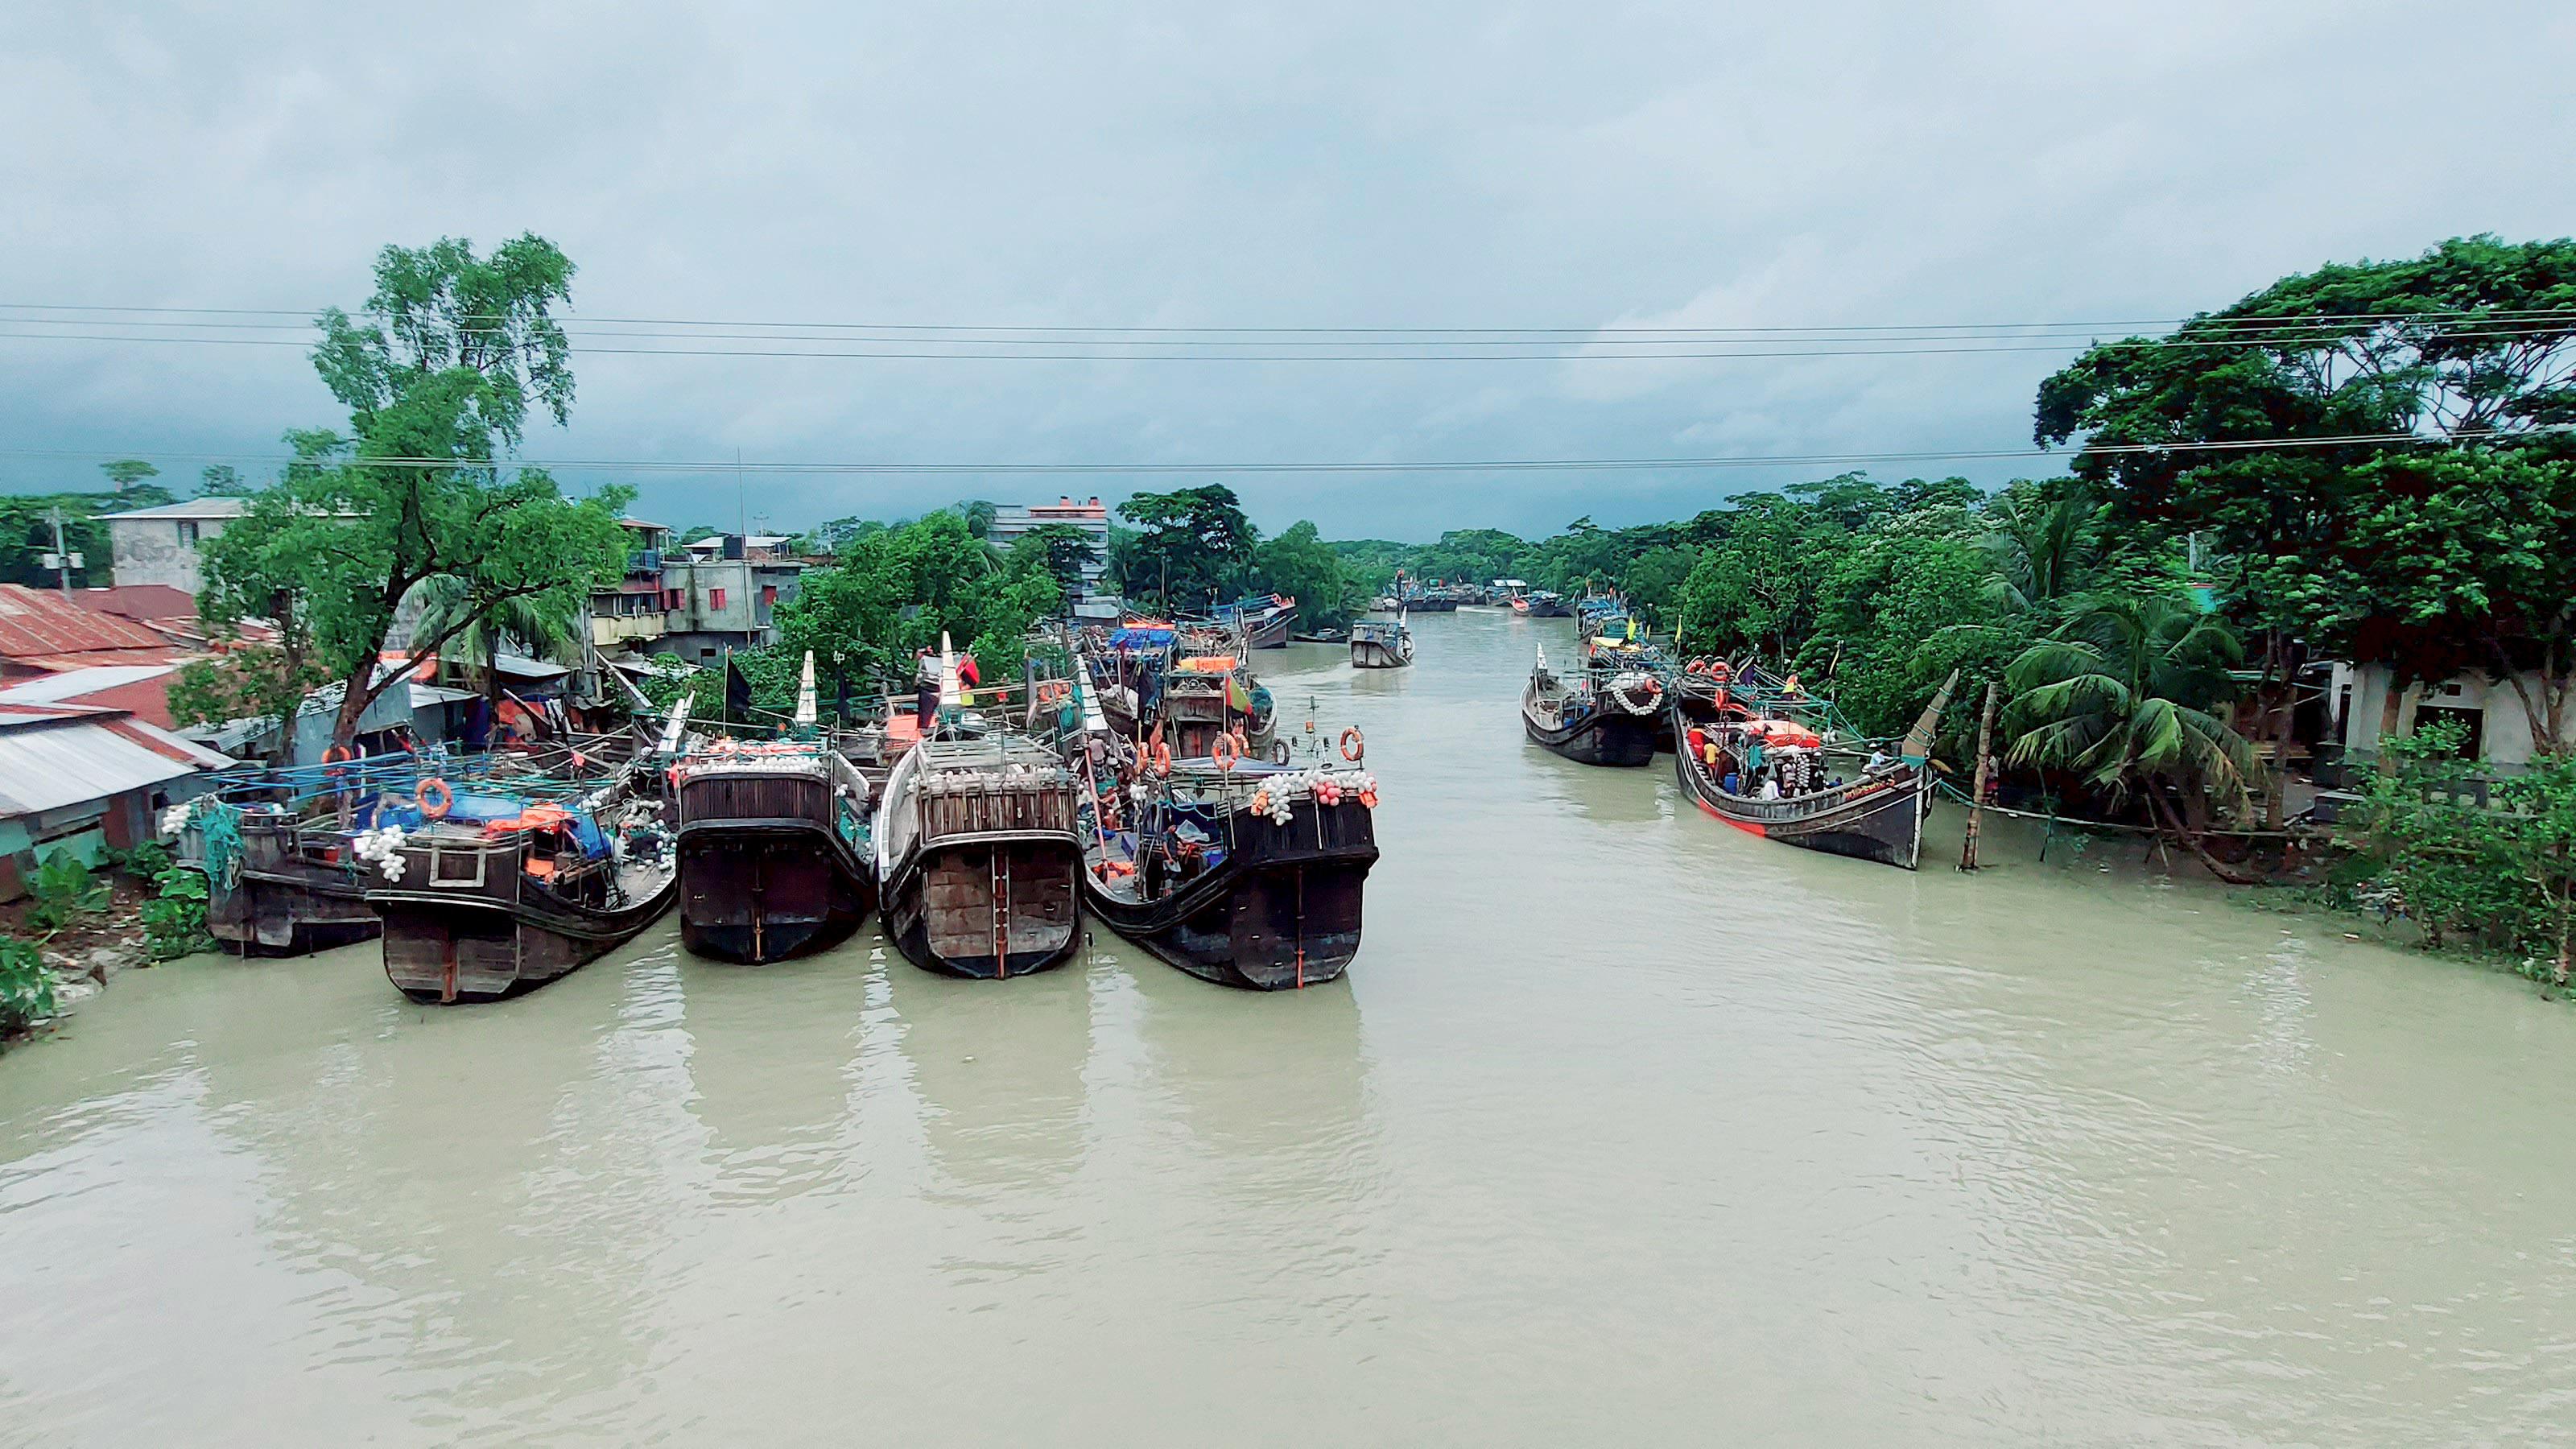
[0,665,178,704]
[98,497,253,522]
[0,584,172,659]
[410,683,479,705]
[0,712,225,815]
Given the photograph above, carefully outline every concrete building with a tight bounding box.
[988,497,1115,617]
[660,539,804,664]
[591,518,675,654]
[2331,662,2572,770]
[98,497,250,595]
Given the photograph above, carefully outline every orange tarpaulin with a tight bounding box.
[1175,655,1237,672]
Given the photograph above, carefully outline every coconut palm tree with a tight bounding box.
[2004,591,2260,877]
[405,575,587,745]
[1980,485,2102,616]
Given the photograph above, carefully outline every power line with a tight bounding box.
[4,321,2571,364]
[3,299,2572,337]
[2,427,2547,480]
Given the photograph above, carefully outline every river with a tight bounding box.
[4,607,2574,1446]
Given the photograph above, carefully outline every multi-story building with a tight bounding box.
[590,518,674,653]
[987,497,1116,617]
[659,535,803,664]
[98,497,250,595]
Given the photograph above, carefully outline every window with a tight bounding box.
[176,521,199,546]
[663,588,681,610]
[760,584,778,607]
[709,588,728,610]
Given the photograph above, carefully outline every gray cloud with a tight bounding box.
[4,0,2569,539]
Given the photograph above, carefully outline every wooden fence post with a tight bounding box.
[1960,679,2001,872]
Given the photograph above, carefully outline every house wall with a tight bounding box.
[2335,662,2558,768]
[106,518,225,594]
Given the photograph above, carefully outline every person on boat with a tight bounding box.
[1866,745,1892,774]
[914,648,941,726]
[1759,776,1782,801]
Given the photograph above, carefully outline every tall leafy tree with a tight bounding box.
[2035,233,2576,776]
[1251,520,1360,630]
[201,236,629,749]
[99,458,159,492]
[1115,485,1255,612]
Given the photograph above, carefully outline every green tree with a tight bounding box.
[100,458,159,492]
[404,573,589,730]
[1250,520,1360,630]
[1674,494,1842,660]
[198,464,251,496]
[2003,592,2259,871]
[1116,485,1255,613]
[2036,233,2576,791]
[200,236,629,749]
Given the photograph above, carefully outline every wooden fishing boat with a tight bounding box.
[1077,760,1379,990]
[1400,591,1459,613]
[1216,594,1296,649]
[876,735,1082,980]
[671,658,878,963]
[1519,590,1573,618]
[362,774,675,1002]
[1522,646,1662,766]
[184,803,381,955]
[1349,617,1414,669]
[1672,672,1958,869]
[673,742,876,963]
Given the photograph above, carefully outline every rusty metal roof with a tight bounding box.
[0,704,230,815]
[0,584,171,661]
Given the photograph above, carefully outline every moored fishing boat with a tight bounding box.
[1215,593,1296,649]
[671,656,878,963]
[875,733,1082,979]
[1521,645,1662,766]
[1517,589,1573,618]
[1349,615,1414,669]
[1672,671,1958,869]
[359,771,676,1003]
[1062,679,1379,989]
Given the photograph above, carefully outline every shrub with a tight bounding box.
[141,866,217,962]
[24,851,109,935]
[0,937,54,1035]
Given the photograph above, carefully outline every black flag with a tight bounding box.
[724,650,753,723]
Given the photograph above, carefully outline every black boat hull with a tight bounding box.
[882,839,1083,980]
[678,819,877,964]
[375,881,677,1004]
[205,869,381,956]
[1244,613,1291,648]
[1085,799,1379,990]
[1673,737,1930,869]
[1524,709,1657,766]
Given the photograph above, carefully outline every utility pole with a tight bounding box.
[44,507,78,600]
[1959,679,2001,872]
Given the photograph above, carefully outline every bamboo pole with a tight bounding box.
[1959,679,2001,872]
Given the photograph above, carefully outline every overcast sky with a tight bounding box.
[4,2,2570,541]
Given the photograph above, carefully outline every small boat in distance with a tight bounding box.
[671,656,879,963]
[1673,671,1959,869]
[1522,645,1662,766]
[1350,615,1414,669]
[1515,589,1573,618]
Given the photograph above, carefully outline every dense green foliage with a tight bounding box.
[0,484,174,589]
[199,235,634,749]
[1106,485,1364,629]
[2341,720,2576,983]
[0,938,52,1038]
[25,852,109,935]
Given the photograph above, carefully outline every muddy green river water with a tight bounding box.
[4,608,2574,1445]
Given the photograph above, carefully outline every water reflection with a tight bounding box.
[880,935,1096,1198]
[674,940,870,1207]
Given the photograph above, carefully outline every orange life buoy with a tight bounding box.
[1036,679,1070,705]
[1340,727,1364,762]
[416,778,454,820]
[1212,733,1239,771]
[1150,740,1173,776]
[323,745,355,764]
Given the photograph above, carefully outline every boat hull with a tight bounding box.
[374,877,676,1003]
[678,819,877,964]
[1244,613,1292,649]
[1523,708,1657,766]
[883,839,1083,980]
[204,869,380,956]
[1350,638,1412,669]
[1673,734,1930,869]
[1085,799,1378,990]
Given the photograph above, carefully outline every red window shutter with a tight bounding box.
[761,585,778,606]
[711,588,727,609]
